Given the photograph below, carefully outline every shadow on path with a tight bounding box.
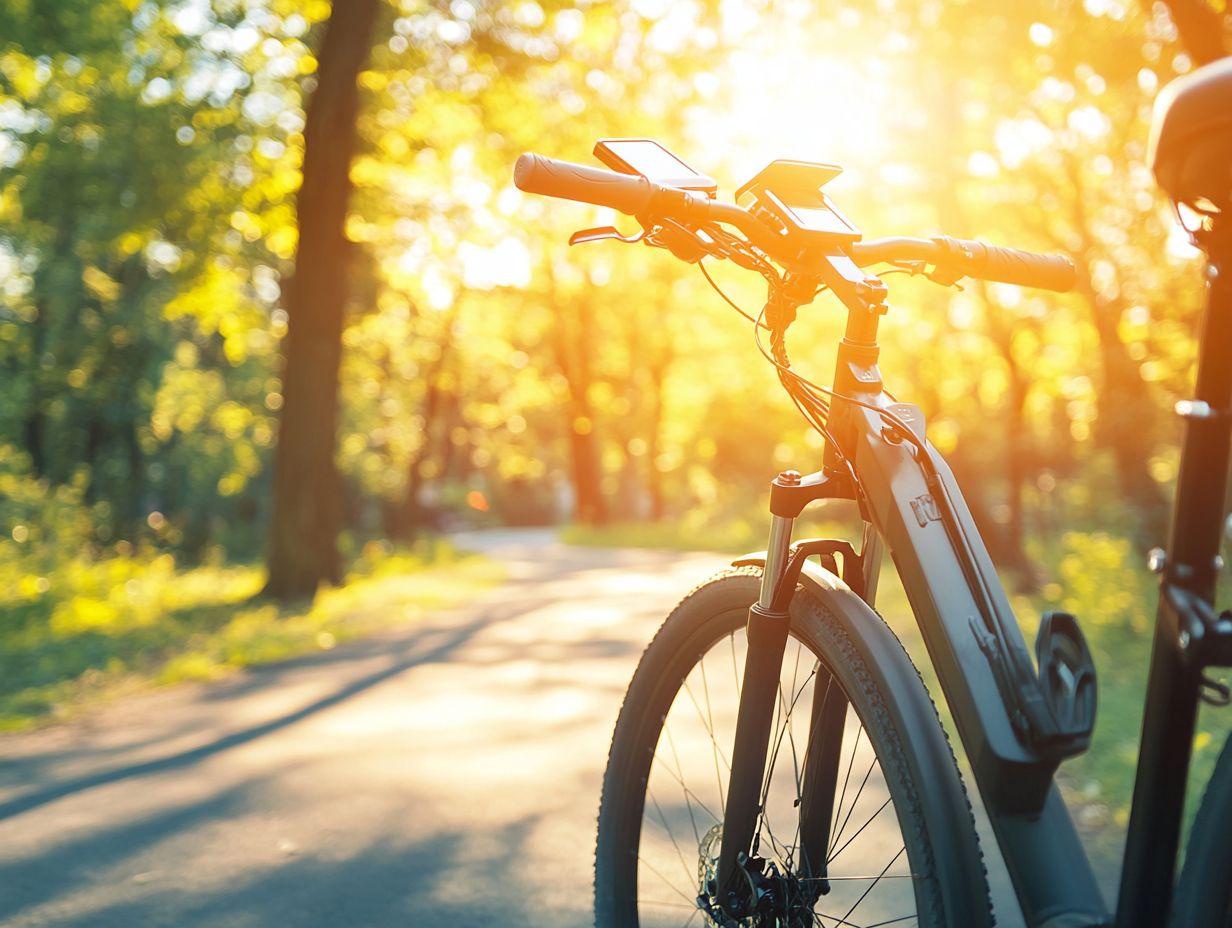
[6,808,576,928]
[0,609,508,823]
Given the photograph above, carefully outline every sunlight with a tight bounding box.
[459,238,531,290]
[688,8,904,190]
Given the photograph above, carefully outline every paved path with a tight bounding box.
[0,530,1112,926]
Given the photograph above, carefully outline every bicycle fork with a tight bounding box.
[716,513,875,917]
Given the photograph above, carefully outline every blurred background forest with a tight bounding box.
[1,0,1229,738]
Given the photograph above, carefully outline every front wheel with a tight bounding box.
[594,567,993,928]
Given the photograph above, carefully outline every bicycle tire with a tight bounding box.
[1172,731,1232,925]
[594,567,993,927]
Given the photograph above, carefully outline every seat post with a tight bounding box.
[1116,222,1232,928]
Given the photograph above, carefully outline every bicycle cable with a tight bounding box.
[739,279,1040,711]
[699,259,769,329]
[699,250,1012,639]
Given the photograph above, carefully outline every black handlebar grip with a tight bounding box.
[514,153,656,216]
[940,237,1077,293]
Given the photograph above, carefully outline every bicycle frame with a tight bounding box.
[720,232,1232,928]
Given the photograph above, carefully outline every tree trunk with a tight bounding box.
[396,300,462,539]
[265,0,379,599]
[398,377,443,538]
[567,408,606,525]
[23,298,49,476]
[551,297,607,526]
[644,341,672,522]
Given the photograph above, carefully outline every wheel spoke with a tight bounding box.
[863,914,919,927]
[831,725,863,847]
[792,661,830,864]
[760,663,817,806]
[663,725,704,848]
[647,788,696,886]
[638,852,701,908]
[758,661,817,861]
[803,874,919,881]
[697,654,729,815]
[838,845,907,925]
[617,592,966,928]
[829,795,892,863]
[681,676,732,812]
[653,733,722,825]
[831,746,879,858]
[812,911,918,928]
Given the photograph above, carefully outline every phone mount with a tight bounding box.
[735,161,861,247]
[594,138,718,197]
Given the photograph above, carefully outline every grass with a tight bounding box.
[560,508,858,555]
[563,517,1232,857]
[560,517,766,554]
[0,538,503,732]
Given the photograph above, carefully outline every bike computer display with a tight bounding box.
[594,138,718,197]
[735,160,861,244]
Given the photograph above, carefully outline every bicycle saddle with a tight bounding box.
[1149,57,1232,213]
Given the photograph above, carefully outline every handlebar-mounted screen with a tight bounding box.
[594,138,718,198]
[736,160,861,245]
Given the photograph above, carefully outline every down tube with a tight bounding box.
[849,403,1109,928]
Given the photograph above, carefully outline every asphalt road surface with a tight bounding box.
[0,530,1112,926]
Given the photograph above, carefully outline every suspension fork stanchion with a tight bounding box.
[760,512,795,609]
[1117,237,1232,928]
[717,509,796,917]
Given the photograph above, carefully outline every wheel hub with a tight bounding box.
[695,825,818,928]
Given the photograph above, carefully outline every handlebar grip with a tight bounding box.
[514,153,656,216]
[939,236,1077,293]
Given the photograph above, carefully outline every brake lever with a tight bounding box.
[890,259,928,276]
[926,263,965,287]
[925,266,966,290]
[569,225,646,246]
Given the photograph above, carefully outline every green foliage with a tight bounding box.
[1011,529,1231,849]
[0,0,322,558]
[0,444,98,566]
[1,1,1227,822]
[1,0,1207,558]
[0,512,501,731]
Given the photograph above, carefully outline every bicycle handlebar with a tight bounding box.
[850,236,1077,293]
[514,151,1077,293]
[514,153,657,216]
[514,153,787,255]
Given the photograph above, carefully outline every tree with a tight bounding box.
[265,0,380,599]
